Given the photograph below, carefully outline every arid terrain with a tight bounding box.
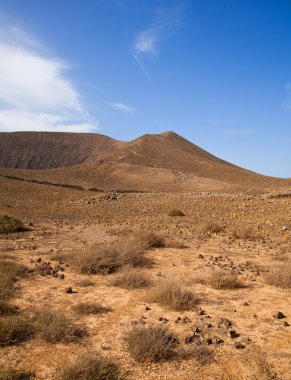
[0,131,290,380]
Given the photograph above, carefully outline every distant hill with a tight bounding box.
[0,131,290,192]
[0,131,124,169]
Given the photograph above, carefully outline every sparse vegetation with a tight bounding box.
[148,280,198,311]
[111,267,152,289]
[178,345,213,366]
[33,308,84,343]
[124,324,178,362]
[0,369,33,380]
[207,271,244,289]
[197,221,223,235]
[0,215,28,234]
[0,300,18,316]
[73,302,111,315]
[0,261,27,299]
[231,226,254,240]
[168,209,185,217]
[265,263,291,288]
[133,231,165,249]
[69,236,153,275]
[76,279,95,287]
[60,354,125,380]
[0,316,34,346]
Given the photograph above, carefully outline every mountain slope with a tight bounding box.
[0,131,124,169]
[0,131,290,192]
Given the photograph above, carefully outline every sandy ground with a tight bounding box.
[0,179,290,379]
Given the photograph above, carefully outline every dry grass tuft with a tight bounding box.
[231,226,255,240]
[76,279,95,287]
[168,209,185,217]
[207,271,244,289]
[0,261,27,299]
[265,263,291,288]
[0,215,28,234]
[178,345,213,366]
[0,316,34,347]
[60,354,125,380]
[133,231,165,249]
[0,301,18,316]
[73,302,111,315]
[34,308,84,343]
[124,324,178,362]
[70,238,153,275]
[111,267,152,289]
[0,369,33,380]
[148,280,198,311]
[197,221,223,235]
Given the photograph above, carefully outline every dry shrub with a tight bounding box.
[168,209,185,217]
[0,301,18,316]
[0,369,33,380]
[265,263,291,288]
[60,354,125,380]
[132,231,165,249]
[0,261,27,299]
[166,239,187,249]
[208,271,244,289]
[178,345,213,366]
[232,226,254,240]
[0,316,34,346]
[124,324,178,362]
[34,308,84,343]
[73,302,111,315]
[148,280,198,311]
[70,239,152,275]
[0,215,28,234]
[111,267,152,289]
[197,221,223,235]
[76,279,95,287]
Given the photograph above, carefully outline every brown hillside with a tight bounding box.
[0,131,290,192]
[0,131,124,169]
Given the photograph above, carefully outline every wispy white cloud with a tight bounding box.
[0,24,97,132]
[132,6,184,79]
[110,102,134,113]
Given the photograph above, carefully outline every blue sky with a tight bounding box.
[0,0,290,177]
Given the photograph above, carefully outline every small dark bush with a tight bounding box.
[266,263,291,288]
[197,221,223,235]
[231,226,255,240]
[124,324,178,362]
[0,300,18,316]
[148,280,198,311]
[111,267,152,289]
[60,354,125,380]
[34,308,84,343]
[0,316,34,346]
[207,271,244,289]
[73,302,111,315]
[0,215,28,234]
[0,369,33,380]
[168,209,185,217]
[0,261,28,299]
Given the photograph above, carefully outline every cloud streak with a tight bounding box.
[132,6,184,79]
[110,102,134,113]
[0,24,97,132]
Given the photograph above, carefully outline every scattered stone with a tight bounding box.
[218,317,232,328]
[145,306,151,311]
[65,287,73,294]
[229,330,240,338]
[273,311,285,319]
[234,342,245,349]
